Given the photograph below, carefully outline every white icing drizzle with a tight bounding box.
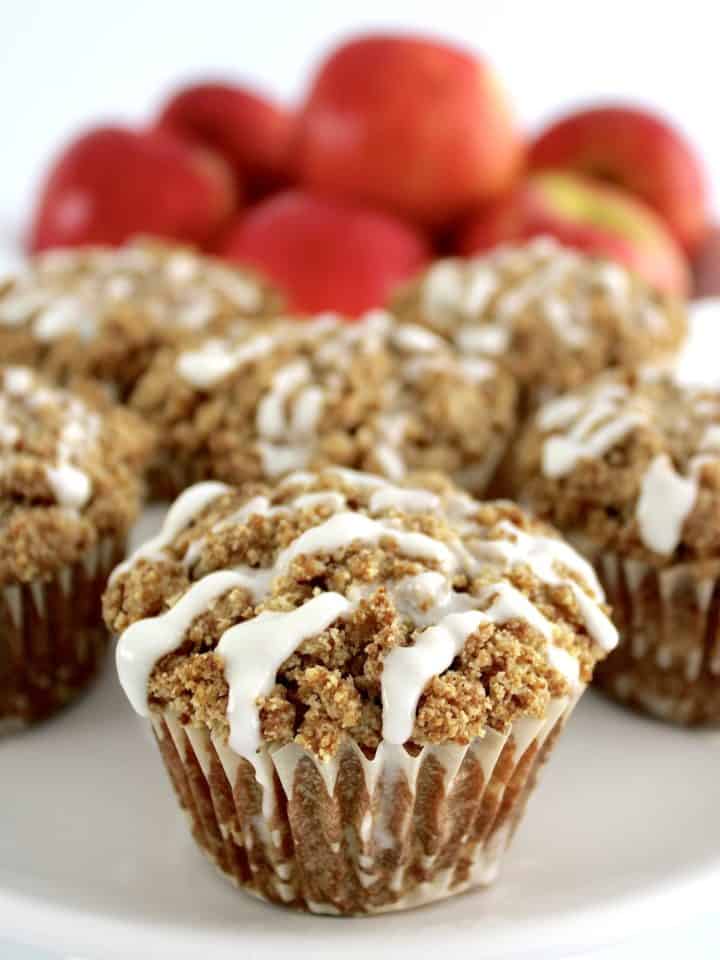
[257,361,312,439]
[274,512,457,580]
[116,471,614,769]
[636,454,697,555]
[217,593,351,762]
[421,262,466,321]
[540,380,647,478]
[382,611,489,744]
[110,481,230,582]
[391,324,445,353]
[456,325,509,356]
[177,334,276,389]
[536,394,585,431]
[369,487,439,515]
[257,442,310,478]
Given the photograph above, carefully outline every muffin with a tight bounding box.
[389,237,687,409]
[0,239,282,399]
[106,467,616,914]
[0,365,153,729]
[128,309,517,500]
[514,369,720,725]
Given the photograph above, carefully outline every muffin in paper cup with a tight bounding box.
[514,368,720,726]
[106,468,616,914]
[387,237,686,414]
[0,365,153,728]
[127,308,516,501]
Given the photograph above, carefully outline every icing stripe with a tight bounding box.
[218,593,351,762]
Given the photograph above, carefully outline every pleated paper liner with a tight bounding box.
[149,688,582,915]
[0,535,126,730]
[571,534,720,725]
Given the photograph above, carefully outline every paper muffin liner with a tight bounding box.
[571,535,720,725]
[149,688,581,916]
[0,535,126,729]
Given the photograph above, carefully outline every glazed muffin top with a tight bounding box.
[0,366,154,583]
[514,369,720,566]
[107,468,616,762]
[129,309,517,498]
[389,237,687,400]
[0,239,282,398]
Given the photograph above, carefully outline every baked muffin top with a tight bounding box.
[515,370,720,565]
[0,239,282,398]
[0,365,153,582]
[389,238,687,400]
[129,309,517,497]
[107,468,616,762]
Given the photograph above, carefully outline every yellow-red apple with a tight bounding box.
[529,106,707,254]
[458,172,689,296]
[294,34,523,226]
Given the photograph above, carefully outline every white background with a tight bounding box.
[1,1,719,956]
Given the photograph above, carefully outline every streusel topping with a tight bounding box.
[129,309,517,497]
[107,468,616,761]
[0,239,282,397]
[515,370,720,564]
[0,366,153,582]
[389,238,686,398]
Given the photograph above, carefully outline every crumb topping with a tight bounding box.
[129,309,517,497]
[0,240,282,397]
[389,238,687,397]
[515,369,720,564]
[0,365,153,582]
[106,468,615,760]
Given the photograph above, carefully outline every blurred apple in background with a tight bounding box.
[28,127,236,252]
[155,82,293,198]
[692,225,720,297]
[458,171,689,296]
[222,189,430,314]
[294,34,524,226]
[529,105,707,254]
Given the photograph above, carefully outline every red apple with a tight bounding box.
[529,106,707,254]
[691,224,720,298]
[458,172,689,296]
[294,34,523,226]
[155,82,293,196]
[28,126,236,253]
[221,190,430,314]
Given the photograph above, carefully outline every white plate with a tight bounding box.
[1,507,719,960]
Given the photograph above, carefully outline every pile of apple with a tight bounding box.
[29,33,716,312]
